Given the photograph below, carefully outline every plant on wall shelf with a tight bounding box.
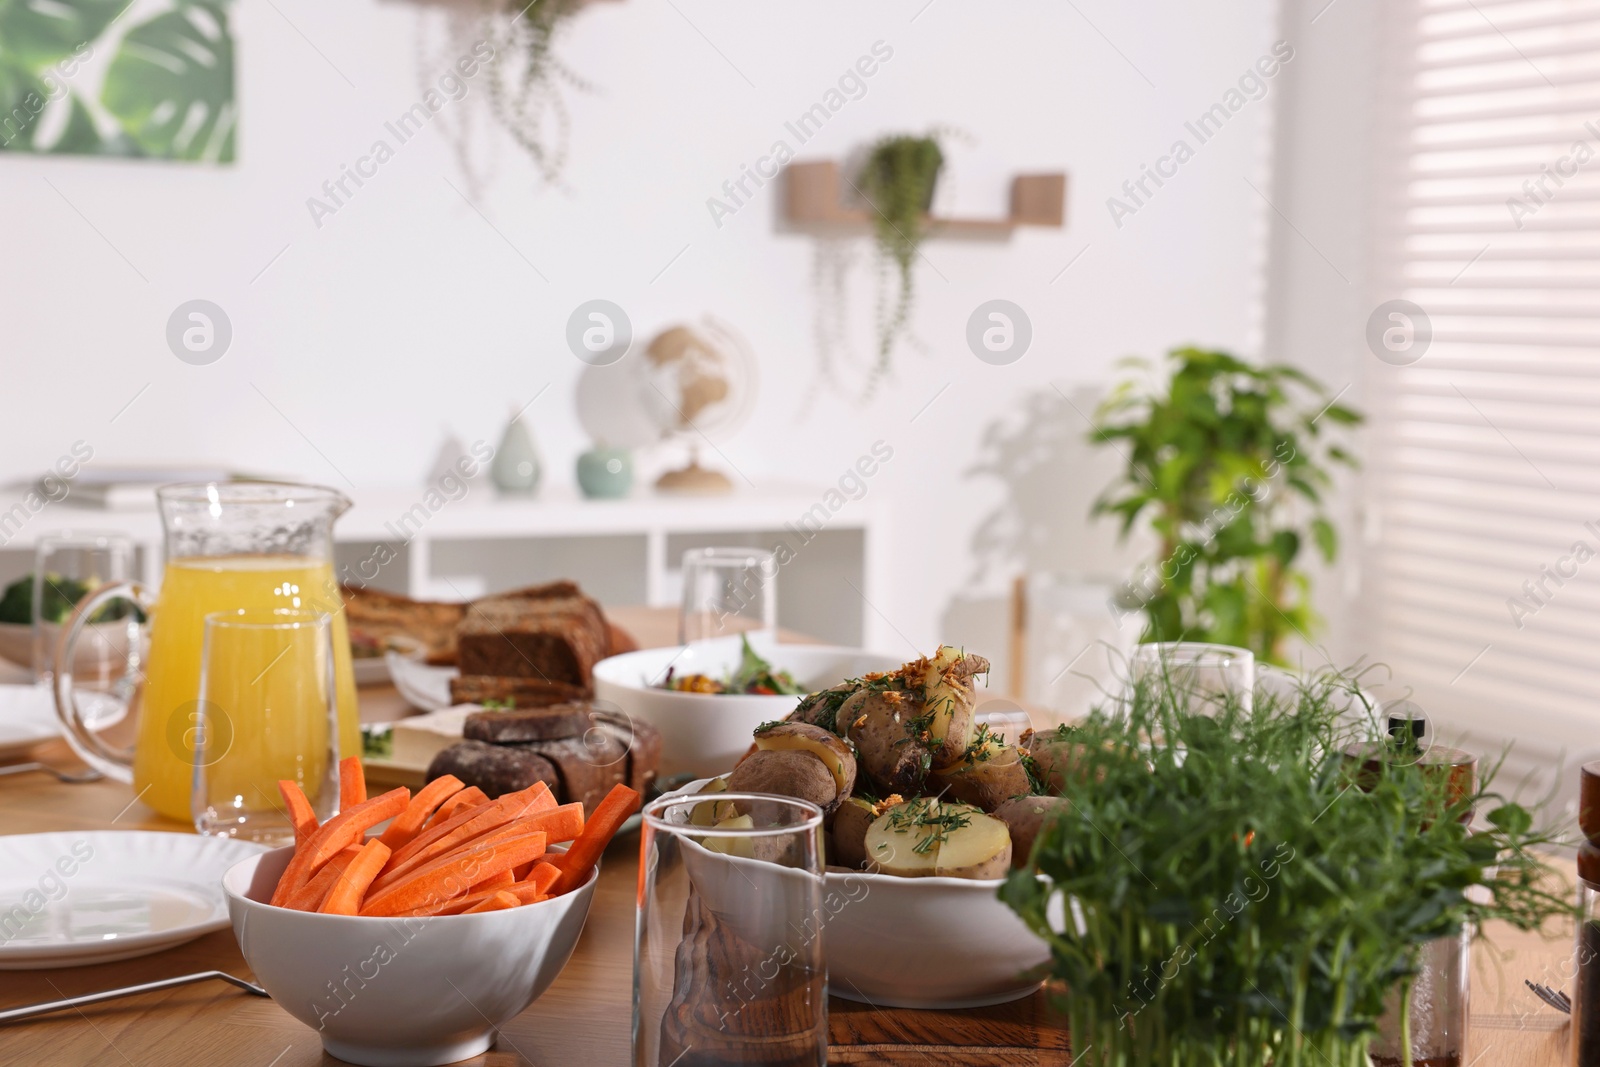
[1089,347,1363,665]
[857,133,943,389]
[427,0,592,189]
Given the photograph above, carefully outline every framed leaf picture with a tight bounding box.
[0,0,235,161]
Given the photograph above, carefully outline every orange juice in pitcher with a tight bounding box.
[55,484,359,823]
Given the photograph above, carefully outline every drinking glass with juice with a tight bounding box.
[54,484,359,824]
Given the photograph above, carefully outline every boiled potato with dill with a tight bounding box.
[751,722,856,806]
[926,731,1031,812]
[727,748,839,815]
[914,646,987,767]
[829,795,878,871]
[932,803,1012,879]
[863,798,944,877]
[843,688,933,797]
[993,795,1071,870]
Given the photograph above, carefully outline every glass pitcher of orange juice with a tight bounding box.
[54,483,360,821]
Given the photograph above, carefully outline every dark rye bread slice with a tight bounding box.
[466,703,662,800]
[428,730,633,813]
[465,704,590,743]
[426,740,559,800]
[449,674,590,708]
[455,594,610,686]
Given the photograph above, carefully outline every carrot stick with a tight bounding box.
[470,869,514,893]
[430,786,489,826]
[284,845,361,911]
[377,775,464,851]
[318,837,392,915]
[339,756,367,809]
[271,787,409,906]
[464,890,520,914]
[374,784,558,892]
[548,784,640,895]
[359,834,548,917]
[393,866,562,917]
[277,780,318,846]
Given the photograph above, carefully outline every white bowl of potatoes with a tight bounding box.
[672,645,1070,1010]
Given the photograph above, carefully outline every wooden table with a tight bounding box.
[0,607,1580,1066]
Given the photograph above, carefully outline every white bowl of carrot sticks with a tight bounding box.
[221,757,640,1067]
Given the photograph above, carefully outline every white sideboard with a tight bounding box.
[0,484,889,649]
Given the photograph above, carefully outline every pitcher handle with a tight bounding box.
[53,581,152,783]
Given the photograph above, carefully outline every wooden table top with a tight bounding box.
[0,606,1581,1066]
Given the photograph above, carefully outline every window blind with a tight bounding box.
[1365,0,1600,739]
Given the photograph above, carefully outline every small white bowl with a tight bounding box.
[223,846,598,1067]
[669,777,1053,1009]
[593,635,904,777]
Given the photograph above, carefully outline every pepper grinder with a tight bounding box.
[1574,763,1600,1066]
[1348,710,1477,1067]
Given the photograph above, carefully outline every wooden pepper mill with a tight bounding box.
[1572,763,1600,1066]
[656,888,827,1067]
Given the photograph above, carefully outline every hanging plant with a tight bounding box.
[424,0,593,190]
[857,133,943,389]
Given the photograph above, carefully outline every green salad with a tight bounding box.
[658,635,805,695]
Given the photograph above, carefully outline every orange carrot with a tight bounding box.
[430,786,489,825]
[318,837,392,915]
[373,785,559,892]
[464,890,520,914]
[470,869,514,893]
[360,833,548,917]
[277,780,318,846]
[284,845,361,911]
[271,787,409,906]
[339,756,367,809]
[394,864,562,917]
[377,775,464,851]
[549,784,640,895]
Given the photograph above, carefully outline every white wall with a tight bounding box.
[0,0,1278,665]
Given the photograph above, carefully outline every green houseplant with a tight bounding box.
[1001,669,1570,1067]
[1090,348,1362,665]
[857,133,943,388]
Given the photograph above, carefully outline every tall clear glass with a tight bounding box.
[634,792,826,1067]
[1129,641,1254,715]
[192,609,340,844]
[30,531,137,685]
[1368,927,1470,1067]
[678,547,777,644]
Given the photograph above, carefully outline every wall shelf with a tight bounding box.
[784,160,1066,237]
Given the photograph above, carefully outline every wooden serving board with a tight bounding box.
[827,984,1073,1066]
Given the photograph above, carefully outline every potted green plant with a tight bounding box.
[1001,670,1570,1067]
[1090,348,1363,665]
[857,133,943,388]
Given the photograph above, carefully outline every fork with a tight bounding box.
[0,761,101,784]
[0,971,268,1024]
[1525,979,1572,1014]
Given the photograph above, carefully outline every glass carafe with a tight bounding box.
[54,483,358,821]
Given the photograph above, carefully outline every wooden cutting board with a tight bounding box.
[827,985,1073,1066]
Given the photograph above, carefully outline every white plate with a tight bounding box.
[0,684,125,761]
[351,656,390,686]
[386,648,455,711]
[0,831,266,968]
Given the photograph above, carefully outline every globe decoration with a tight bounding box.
[640,319,758,493]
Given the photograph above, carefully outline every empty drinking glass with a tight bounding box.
[1128,641,1254,716]
[678,547,778,644]
[634,791,827,1067]
[30,531,137,685]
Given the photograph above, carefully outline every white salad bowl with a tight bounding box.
[592,635,903,777]
[223,846,598,1067]
[668,777,1055,1010]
